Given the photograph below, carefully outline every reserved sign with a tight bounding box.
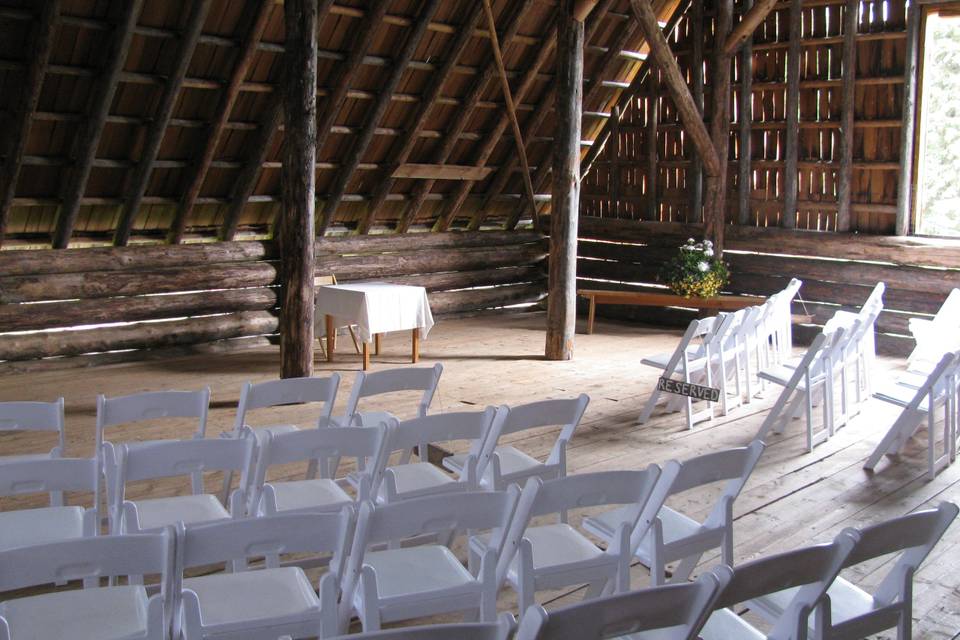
[657,376,721,402]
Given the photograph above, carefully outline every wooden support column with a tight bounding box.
[279,0,317,379]
[704,0,733,252]
[646,83,659,221]
[782,0,802,229]
[320,0,441,228]
[52,0,142,249]
[0,0,59,248]
[545,0,584,361]
[690,0,704,222]
[611,105,621,216]
[115,0,211,246]
[737,0,754,225]
[836,0,857,232]
[169,0,273,245]
[896,0,920,236]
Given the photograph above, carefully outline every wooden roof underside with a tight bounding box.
[0,0,681,247]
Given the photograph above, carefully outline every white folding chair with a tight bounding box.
[515,568,731,640]
[711,309,748,416]
[583,441,765,585]
[375,408,501,504]
[0,457,99,554]
[750,501,958,640]
[98,388,211,501]
[249,424,391,517]
[699,530,858,640]
[444,395,589,491]
[0,398,66,460]
[865,351,960,481]
[639,316,722,430]
[221,374,341,500]
[735,304,768,403]
[175,510,352,640]
[105,436,254,535]
[338,613,515,640]
[0,529,175,640]
[340,489,520,632]
[755,330,837,452]
[490,468,663,614]
[908,287,960,372]
[773,277,803,361]
[337,364,443,428]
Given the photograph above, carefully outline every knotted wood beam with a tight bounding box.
[356,2,485,235]
[169,0,274,245]
[114,0,211,246]
[724,0,778,55]
[314,0,392,235]
[0,0,59,248]
[319,0,441,229]
[704,0,733,251]
[52,0,141,249]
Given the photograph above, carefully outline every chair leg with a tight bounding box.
[348,326,362,355]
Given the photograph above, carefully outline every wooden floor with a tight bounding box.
[1,312,958,639]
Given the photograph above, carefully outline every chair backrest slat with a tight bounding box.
[234,374,340,431]
[0,457,98,496]
[96,388,210,447]
[119,437,254,484]
[389,409,497,454]
[343,364,443,424]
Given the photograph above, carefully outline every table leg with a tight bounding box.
[374,333,381,355]
[362,342,370,370]
[587,296,596,335]
[411,328,420,363]
[325,315,335,362]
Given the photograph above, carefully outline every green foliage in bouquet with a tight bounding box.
[658,238,729,298]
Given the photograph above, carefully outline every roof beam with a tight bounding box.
[51,0,142,249]
[313,0,393,236]
[356,1,486,235]
[168,0,274,245]
[113,0,211,247]
[723,0,778,55]
[0,0,58,248]
[319,0,441,230]
[397,0,537,234]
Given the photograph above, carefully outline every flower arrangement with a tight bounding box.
[658,238,729,298]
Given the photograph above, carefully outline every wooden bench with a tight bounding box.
[577,289,762,334]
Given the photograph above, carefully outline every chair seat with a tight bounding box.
[183,567,320,628]
[249,424,300,437]
[751,576,876,632]
[380,463,455,500]
[873,382,927,409]
[334,411,397,429]
[441,453,468,474]
[699,607,765,640]
[484,446,542,483]
[268,478,352,513]
[508,524,604,580]
[0,452,56,463]
[130,494,230,531]
[363,545,475,599]
[584,505,699,553]
[0,506,85,551]
[0,585,150,640]
[641,348,706,372]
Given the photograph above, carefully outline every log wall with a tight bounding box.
[576,217,960,356]
[0,232,547,364]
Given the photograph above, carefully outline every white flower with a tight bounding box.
[687,238,695,244]
[698,261,710,272]
[704,248,714,257]
[681,245,692,251]
[704,240,713,248]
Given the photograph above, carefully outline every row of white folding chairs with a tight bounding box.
[907,287,960,374]
[639,278,803,430]
[3,496,951,640]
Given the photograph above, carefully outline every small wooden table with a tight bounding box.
[577,289,762,334]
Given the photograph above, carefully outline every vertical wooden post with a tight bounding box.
[279,0,317,379]
[546,0,584,361]
[646,82,660,221]
[690,0,704,222]
[896,0,920,236]
[836,0,857,232]
[704,0,733,252]
[611,105,621,216]
[738,0,754,226]
[782,0,802,229]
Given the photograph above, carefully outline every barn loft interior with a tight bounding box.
[0,0,958,638]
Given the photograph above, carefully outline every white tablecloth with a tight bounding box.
[315,282,434,343]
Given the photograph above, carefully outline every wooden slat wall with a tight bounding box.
[0,232,546,364]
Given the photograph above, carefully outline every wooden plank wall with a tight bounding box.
[0,232,546,365]
[576,217,960,356]
[583,0,909,231]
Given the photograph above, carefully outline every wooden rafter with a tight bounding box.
[313,0,393,235]
[397,0,536,234]
[724,0,778,55]
[319,0,442,229]
[355,1,485,235]
[168,0,274,245]
[114,0,212,247]
[0,0,59,248]
[52,0,142,249]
